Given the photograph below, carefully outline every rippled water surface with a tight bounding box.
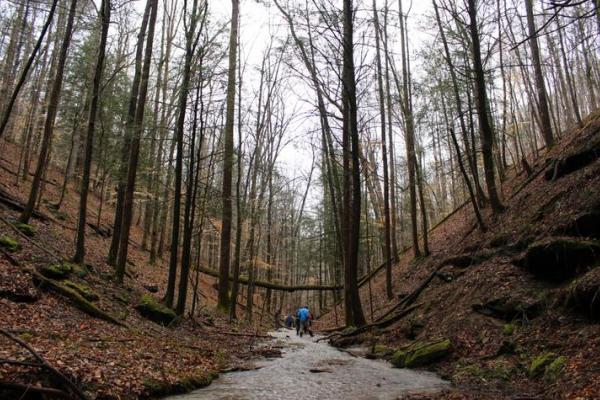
[168,329,448,400]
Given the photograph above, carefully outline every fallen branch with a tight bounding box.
[0,329,89,400]
[374,265,445,324]
[318,303,422,343]
[0,381,69,398]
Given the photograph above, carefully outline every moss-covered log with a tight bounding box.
[29,268,126,327]
[196,266,342,292]
[391,338,452,368]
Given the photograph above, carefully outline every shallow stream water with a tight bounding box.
[168,329,448,400]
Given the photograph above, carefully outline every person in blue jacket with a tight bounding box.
[297,306,313,337]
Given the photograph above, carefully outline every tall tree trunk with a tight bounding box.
[372,0,393,299]
[115,0,158,283]
[342,0,366,328]
[397,0,421,257]
[108,0,152,266]
[524,0,554,148]
[166,0,202,308]
[467,0,504,214]
[73,0,111,263]
[217,0,240,311]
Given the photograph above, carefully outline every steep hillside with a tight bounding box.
[0,141,268,399]
[318,110,600,399]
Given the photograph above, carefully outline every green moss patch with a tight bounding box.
[14,222,35,237]
[41,263,73,280]
[142,371,217,397]
[0,235,21,252]
[529,352,556,377]
[391,338,452,368]
[455,360,515,382]
[64,280,99,301]
[544,356,566,382]
[71,263,89,278]
[135,294,177,325]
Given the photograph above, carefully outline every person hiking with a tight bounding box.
[295,311,301,336]
[297,306,313,337]
[284,314,294,329]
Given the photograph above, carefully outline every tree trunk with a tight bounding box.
[524,0,554,148]
[467,0,504,214]
[217,0,239,312]
[115,0,158,283]
[73,0,111,263]
[342,0,366,328]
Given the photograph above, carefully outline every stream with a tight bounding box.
[168,329,448,400]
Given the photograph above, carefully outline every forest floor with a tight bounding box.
[0,140,272,399]
[318,110,600,399]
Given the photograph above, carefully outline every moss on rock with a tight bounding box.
[14,222,35,237]
[544,356,566,382]
[41,263,73,279]
[529,352,556,377]
[0,235,21,252]
[142,371,217,397]
[391,338,452,368]
[64,280,99,301]
[136,294,177,325]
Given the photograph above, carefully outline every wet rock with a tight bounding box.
[472,295,544,321]
[391,338,452,368]
[41,263,73,280]
[135,294,177,325]
[564,267,600,319]
[515,237,600,282]
[0,235,20,252]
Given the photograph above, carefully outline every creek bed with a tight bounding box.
[168,329,448,399]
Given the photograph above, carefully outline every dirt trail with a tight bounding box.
[169,329,448,400]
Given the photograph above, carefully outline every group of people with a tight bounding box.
[284,306,314,337]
